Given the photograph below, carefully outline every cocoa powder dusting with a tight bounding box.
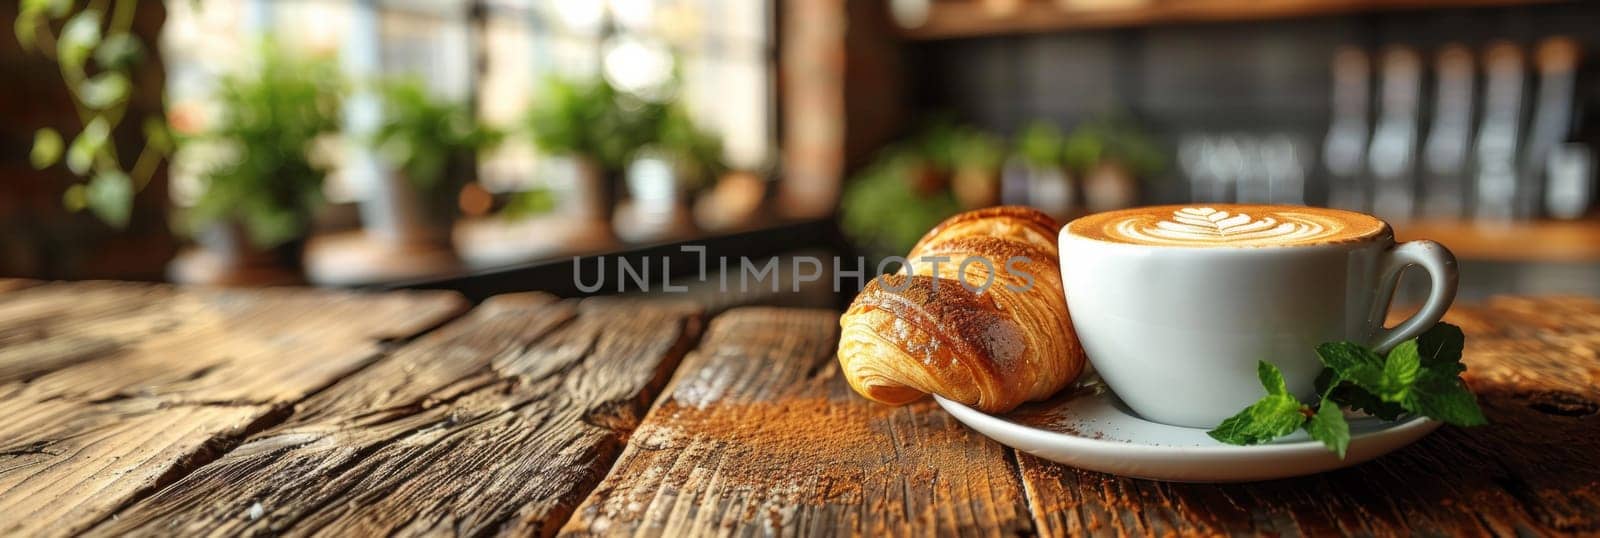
[573,309,1037,535]
[610,392,1026,532]
[646,397,983,496]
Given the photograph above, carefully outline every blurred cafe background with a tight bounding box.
[4,0,1600,310]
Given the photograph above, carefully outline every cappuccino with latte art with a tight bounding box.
[1067,204,1387,247]
[1058,204,1456,428]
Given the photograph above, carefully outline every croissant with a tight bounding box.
[837,206,1087,413]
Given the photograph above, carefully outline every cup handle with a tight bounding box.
[1369,240,1459,353]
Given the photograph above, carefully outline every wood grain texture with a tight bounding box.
[92,294,701,537]
[0,281,466,537]
[560,307,1033,537]
[1017,297,1600,537]
[13,287,1600,536]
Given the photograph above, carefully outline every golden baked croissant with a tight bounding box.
[837,206,1087,413]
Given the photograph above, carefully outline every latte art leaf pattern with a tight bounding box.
[1158,207,1288,237]
[1068,204,1386,247]
[1111,207,1345,246]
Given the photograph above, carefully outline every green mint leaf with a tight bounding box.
[1317,342,1385,390]
[1404,370,1488,426]
[1416,322,1466,372]
[1215,322,1484,457]
[1316,341,1380,370]
[1379,340,1422,402]
[1208,361,1308,445]
[1331,382,1408,421]
[1257,359,1291,396]
[1420,321,1465,392]
[1208,395,1304,445]
[1313,367,1336,396]
[1303,398,1351,458]
[1402,322,1484,425]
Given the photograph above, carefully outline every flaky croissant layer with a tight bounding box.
[837,206,1087,413]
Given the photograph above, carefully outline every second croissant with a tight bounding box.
[837,206,1087,413]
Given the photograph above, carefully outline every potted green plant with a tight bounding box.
[1063,116,1165,212]
[618,102,726,241]
[525,76,635,227]
[372,79,501,244]
[170,47,341,285]
[840,145,961,258]
[651,103,726,194]
[1004,121,1076,219]
[906,121,960,197]
[948,128,1004,209]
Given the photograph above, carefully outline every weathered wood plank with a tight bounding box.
[92,294,701,537]
[560,307,1033,537]
[1016,297,1600,537]
[0,282,190,385]
[0,281,466,537]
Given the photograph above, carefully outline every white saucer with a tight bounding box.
[935,379,1440,483]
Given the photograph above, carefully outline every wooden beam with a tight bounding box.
[92,294,701,537]
[559,307,1033,535]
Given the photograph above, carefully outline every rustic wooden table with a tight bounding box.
[2,280,1597,536]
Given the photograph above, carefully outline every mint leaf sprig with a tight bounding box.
[1207,322,1487,458]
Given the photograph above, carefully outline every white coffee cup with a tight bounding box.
[1058,205,1458,429]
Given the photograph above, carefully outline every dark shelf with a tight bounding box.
[390,218,848,303]
[899,0,1563,40]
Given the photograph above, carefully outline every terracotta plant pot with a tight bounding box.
[386,177,455,250]
[1002,156,1079,220]
[617,152,698,243]
[303,160,467,287]
[1082,161,1140,212]
[169,221,305,286]
[694,171,767,232]
[1000,155,1033,206]
[904,161,949,198]
[548,154,617,227]
[1028,166,1078,221]
[952,166,1000,209]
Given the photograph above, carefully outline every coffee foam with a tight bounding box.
[1067,204,1388,247]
